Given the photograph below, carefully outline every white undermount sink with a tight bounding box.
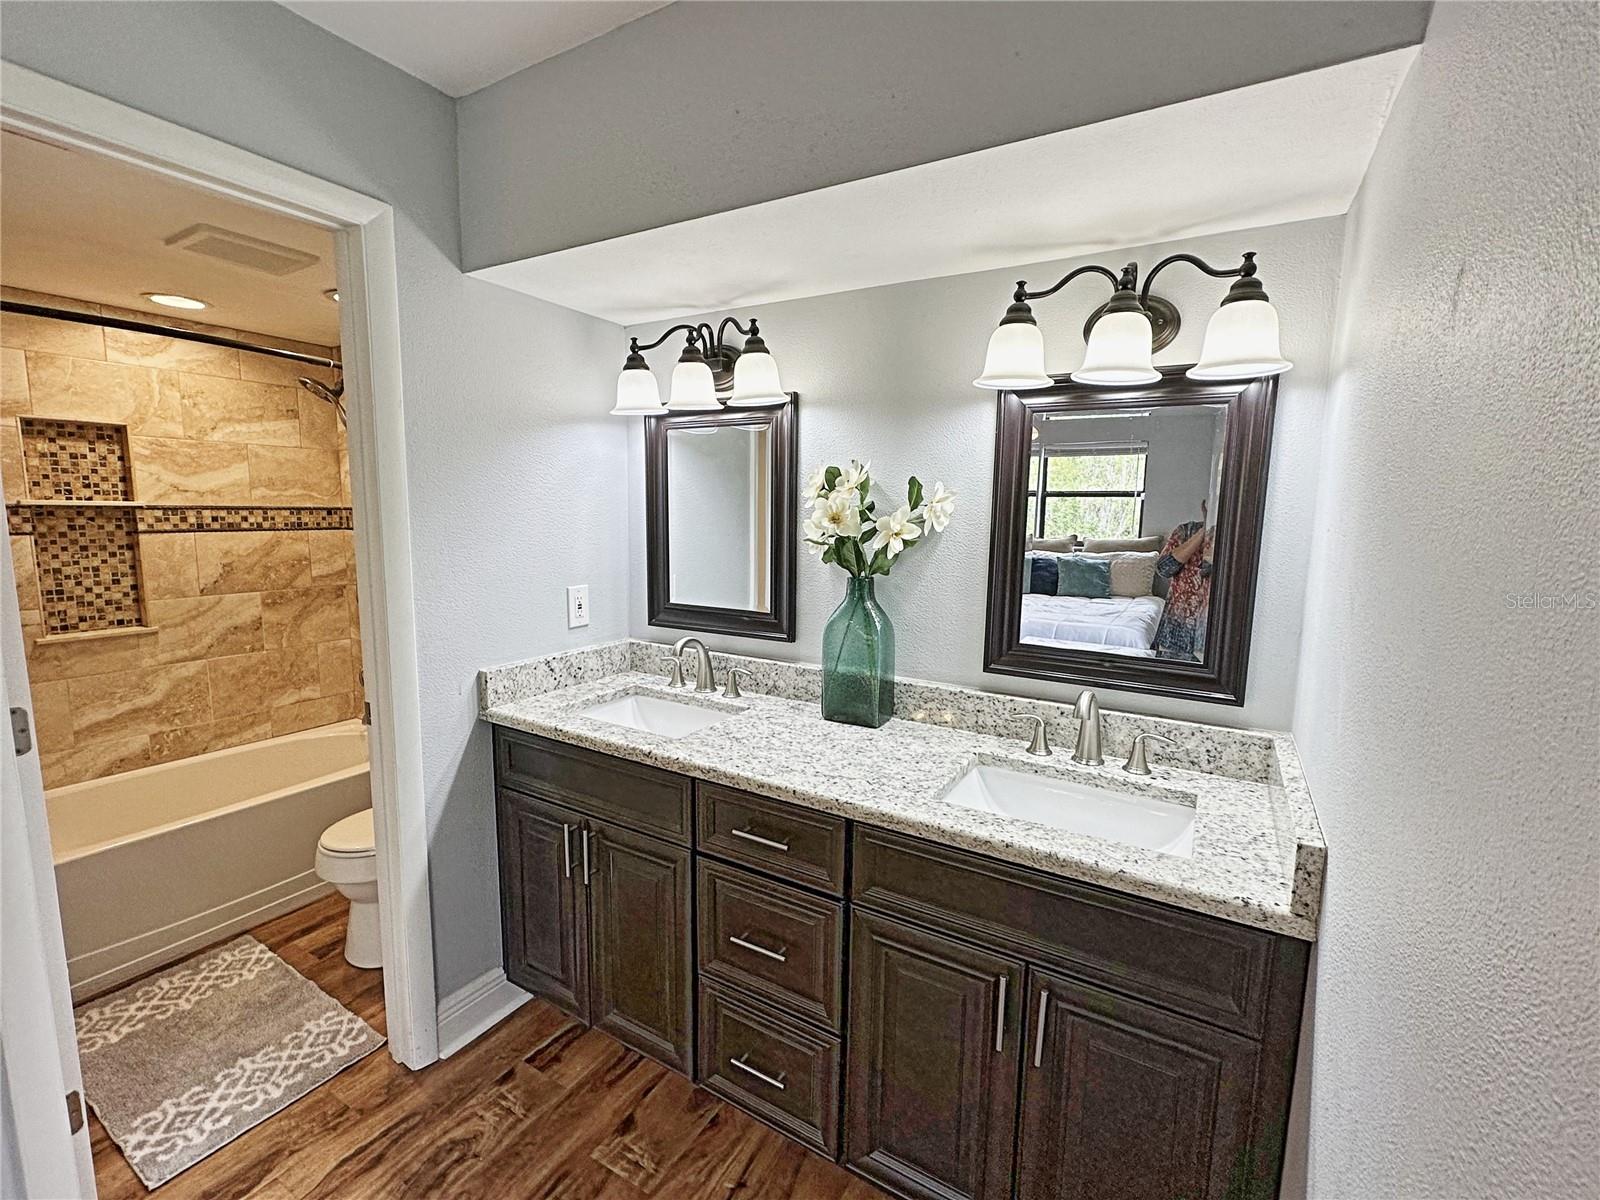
[942,764,1196,857]
[581,694,735,738]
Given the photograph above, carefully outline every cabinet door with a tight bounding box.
[1017,966,1261,1200]
[496,789,587,1020]
[585,819,693,1073]
[843,910,1023,1200]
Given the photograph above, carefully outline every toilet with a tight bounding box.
[315,808,381,969]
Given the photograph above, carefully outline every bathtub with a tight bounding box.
[48,721,371,1002]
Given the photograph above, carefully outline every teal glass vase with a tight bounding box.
[821,575,895,728]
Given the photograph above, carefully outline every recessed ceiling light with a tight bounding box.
[142,292,208,311]
[324,289,340,303]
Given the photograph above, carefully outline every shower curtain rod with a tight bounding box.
[0,300,342,371]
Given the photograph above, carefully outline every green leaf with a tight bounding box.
[824,466,841,490]
[868,547,890,576]
[908,476,924,510]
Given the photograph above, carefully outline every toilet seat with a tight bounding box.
[318,808,375,857]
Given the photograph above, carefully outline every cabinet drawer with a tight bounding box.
[698,984,841,1159]
[852,827,1275,1036]
[698,859,844,1031]
[696,783,847,895]
[495,727,692,845]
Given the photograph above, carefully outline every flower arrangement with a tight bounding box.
[802,460,956,575]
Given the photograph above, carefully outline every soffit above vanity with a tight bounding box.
[470,48,1416,326]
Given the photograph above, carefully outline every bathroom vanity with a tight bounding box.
[483,645,1323,1200]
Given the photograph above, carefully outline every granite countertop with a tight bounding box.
[481,663,1325,941]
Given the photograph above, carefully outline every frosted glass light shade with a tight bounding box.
[728,350,787,406]
[975,321,1050,389]
[1188,299,1293,380]
[611,367,662,415]
[667,359,720,410]
[1072,310,1159,386]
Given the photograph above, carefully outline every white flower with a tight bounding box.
[921,481,956,533]
[836,459,870,493]
[813,491,863,539]
[802,514,830,553]
[868,504,922,559]
[805,464,829,499]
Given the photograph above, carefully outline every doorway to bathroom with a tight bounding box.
[1,62,436,1197]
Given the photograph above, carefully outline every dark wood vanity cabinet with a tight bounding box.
[494,739,693,1073]
[843,911,1023,1200]
[492,726,1309,1200]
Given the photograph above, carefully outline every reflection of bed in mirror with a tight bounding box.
[1019,593,1163,655]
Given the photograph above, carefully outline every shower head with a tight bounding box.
[297,376,347,425]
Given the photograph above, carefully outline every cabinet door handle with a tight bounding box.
[994,974,1008,1053]
[730,827,789,853]
[729,1055,786,1090]
[582,828,592,886]
[728,933,788,963]
[561,823,572,878]
[1032,988,1049,1068]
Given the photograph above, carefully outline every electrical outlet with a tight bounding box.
[566,585,590,629]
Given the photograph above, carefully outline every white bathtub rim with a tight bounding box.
[49,721,370,865]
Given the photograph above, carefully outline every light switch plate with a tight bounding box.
[566,584,590,628]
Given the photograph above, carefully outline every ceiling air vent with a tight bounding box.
[163,224,321,277]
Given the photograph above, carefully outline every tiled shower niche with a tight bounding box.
[16,417,148,637]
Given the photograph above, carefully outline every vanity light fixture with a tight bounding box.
[975,251,1292,390]
[611,316,787,416]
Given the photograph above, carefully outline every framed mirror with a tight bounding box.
[984,368,1276,705]
[646,398,798,640]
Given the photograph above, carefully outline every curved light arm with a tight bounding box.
[1139,252,1255,307]
[630,323,704,354]
[1015,264,1121,304]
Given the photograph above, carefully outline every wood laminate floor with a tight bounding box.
[88,894,889,1200]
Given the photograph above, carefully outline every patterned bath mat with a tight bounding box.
[75,935,385,1189]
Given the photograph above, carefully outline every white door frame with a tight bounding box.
[3,530,94,1198]
[0,63,439,1069]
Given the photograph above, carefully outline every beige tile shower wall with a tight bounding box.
[1,288,360,787]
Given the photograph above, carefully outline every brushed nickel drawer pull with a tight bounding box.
[729,1055,787,1090]
[730,827,790,853]
[562,823,572,878]
[729,933,788,963]
[994,974,1008,1053]
[1032,988,1049,1068]
[582,828,592,886]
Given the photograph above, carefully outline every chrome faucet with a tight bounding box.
[1020,715,1052,756]
[672,636,716,693]
[1071,690,1103,766]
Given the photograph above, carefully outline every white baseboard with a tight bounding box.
[436,967,531,1059]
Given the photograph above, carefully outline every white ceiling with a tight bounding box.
[280,1,670,97]
[0,131,340,345]
[472,48,1418,327]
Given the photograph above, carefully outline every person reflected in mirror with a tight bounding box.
[1152,498,1214,662]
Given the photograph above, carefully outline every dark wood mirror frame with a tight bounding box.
[983,367,1277,706]
[646,396,798,641]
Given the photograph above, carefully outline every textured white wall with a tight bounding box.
[0,2,628,998]
[628,217,1346,730]
[1285,4,1600,1197]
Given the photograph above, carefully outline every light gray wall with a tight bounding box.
[0,2,628,1000]
[458,1,1428,268]
[628,215,1347,731]
[1284,4,1599,1197]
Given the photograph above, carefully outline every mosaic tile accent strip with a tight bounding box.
[18,417,134,501]
[33,505,145,635]
[135,506,353,533]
